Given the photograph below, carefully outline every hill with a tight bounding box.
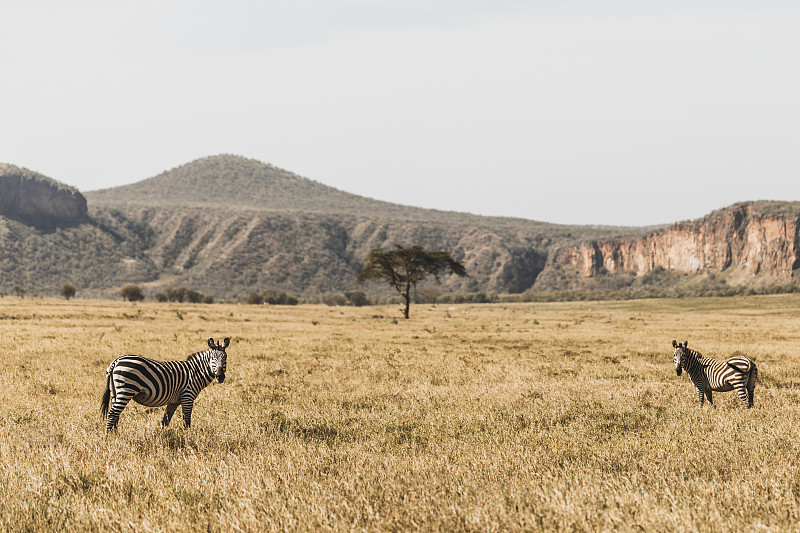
[85,155,634,236]
[86,154,485,223]
[79,155,638,298]
[87,155,401,216]
[2,156,798,300]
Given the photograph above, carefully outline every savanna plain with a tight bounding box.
[3,294,800,532]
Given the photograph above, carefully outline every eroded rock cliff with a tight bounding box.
[554,203,800,282]
[0,164,88,225]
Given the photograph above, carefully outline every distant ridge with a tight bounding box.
[86,154,458,222]
[2,155,797,300]
[85,155,605,233]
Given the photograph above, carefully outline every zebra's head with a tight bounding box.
[672,339,688,376]
[207,337,229,383]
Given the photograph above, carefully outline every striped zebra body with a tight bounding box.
[672,339,757,409]
[101,337,229,431]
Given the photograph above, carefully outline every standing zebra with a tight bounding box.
[672,339,757,409]
[101,337,229,431]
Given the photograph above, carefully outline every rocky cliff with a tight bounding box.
[554,203,800,282]
[0,164,88,225]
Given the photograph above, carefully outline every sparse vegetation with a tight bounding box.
[244,288,298,306]
[2,295,800,530]
[119,284,144,302]
[59,283,76,300]
[245,292,263,305]
[345,290,368,307]
[154,286,214,304]
[83,155,641,239]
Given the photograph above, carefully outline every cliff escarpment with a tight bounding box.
[554,203,800,283]
[0,164,88,226]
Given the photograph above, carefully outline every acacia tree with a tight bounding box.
[357,245,466,319]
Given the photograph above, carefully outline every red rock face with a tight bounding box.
[555,204,800,280]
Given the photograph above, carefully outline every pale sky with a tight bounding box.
[2,1,799,226]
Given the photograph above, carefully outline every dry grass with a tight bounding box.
[2,295,800,531]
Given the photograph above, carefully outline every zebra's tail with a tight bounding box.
[100,379,111,421]
[726,360,751,374]
[100,363,114,420]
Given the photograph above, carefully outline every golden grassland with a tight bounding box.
[2,295,800,532]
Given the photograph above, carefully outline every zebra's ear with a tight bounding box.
[683,340,688,348]
[222,337,230,349]
[672,340,677,348]
[208,338,215,349]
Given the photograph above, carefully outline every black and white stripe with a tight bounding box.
[101,337,229,431]
[672,339,757,409]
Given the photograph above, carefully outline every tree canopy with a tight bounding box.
[120,284,145,302]
[60,284,76,300]
[357,245,466,318]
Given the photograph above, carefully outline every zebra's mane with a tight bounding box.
[684,347,712,366]
[186,350,209,362]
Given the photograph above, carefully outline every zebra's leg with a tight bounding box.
[734,384,750,408]
[180,398,195,429]
[162,403,180,427]
[696,387,705,407]
[747,366,757,408]
[705,390,715,409]
[106,393,134,432]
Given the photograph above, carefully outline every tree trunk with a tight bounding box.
[403,282,411,319]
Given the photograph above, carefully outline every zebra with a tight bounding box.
[672,339,757,409]
[100,337,229,431]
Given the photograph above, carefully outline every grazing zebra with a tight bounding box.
[100,337,229,431]
[672,339,757,409]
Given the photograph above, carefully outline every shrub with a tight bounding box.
[322,293,347,306]
[346,290,369,307]
[59,284,76,300]
[120,285,145,302]
[413,288,441,304]
[246,293,264,305]
[156,286,214,304]
[165,287,188,303]
[262,289,298,305]
[185,290,204,303]
[246,289,298,306]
